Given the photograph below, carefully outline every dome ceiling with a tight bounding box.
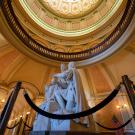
[19,0,123,36]
[0,0,135,66]
[12,0,125,54]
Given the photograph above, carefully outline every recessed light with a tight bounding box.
[1,99,5,102]
[27,112,30,114]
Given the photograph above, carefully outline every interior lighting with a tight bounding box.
[116,105,120,109]
[1,99,5,102]
[27,112,30,115]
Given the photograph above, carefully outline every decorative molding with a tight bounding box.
[77,15,135,67]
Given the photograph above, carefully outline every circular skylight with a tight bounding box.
[41,0,101,18]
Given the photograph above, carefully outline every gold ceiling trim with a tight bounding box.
[1,0,134,67]
[19,0,123,37]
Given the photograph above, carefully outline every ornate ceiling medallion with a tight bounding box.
[40,0,101,19]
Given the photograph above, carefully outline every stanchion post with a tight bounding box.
[0,0,2,7]
[0,91,13,120]
[0,81,22,134]
[130,81,135,91]
[122,75,135,120]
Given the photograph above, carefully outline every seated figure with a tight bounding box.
[32,62,95,132]
[56,62,90,125]
[51,62,90,128]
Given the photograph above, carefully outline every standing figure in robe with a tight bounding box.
[32,77,60,131]
[32,62,95,132]
[32,64,67,131]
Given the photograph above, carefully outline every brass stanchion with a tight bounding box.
[0,81,22,134]
[0,0,2,7]
[122,75,135,121]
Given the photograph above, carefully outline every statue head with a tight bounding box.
[68,62,76,69]
[60,63,67,72]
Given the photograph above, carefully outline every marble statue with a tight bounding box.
[54,62,90,127]
[32,62,92,132]
[32,77,60,131]
[32,64,67,131]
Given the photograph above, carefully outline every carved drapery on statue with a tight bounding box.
[32,79,60,131]
[32,62,94,131]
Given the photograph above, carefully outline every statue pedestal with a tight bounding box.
[50,118,95,132]
[70,120,95,132]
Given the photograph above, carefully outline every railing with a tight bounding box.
[0,0,135,62]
